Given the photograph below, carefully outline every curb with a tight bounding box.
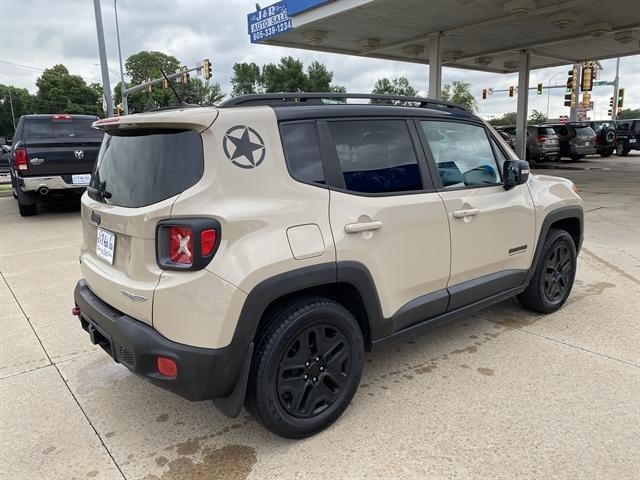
[0,190,13,198]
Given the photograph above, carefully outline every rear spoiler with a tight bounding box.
[92,108,218,133]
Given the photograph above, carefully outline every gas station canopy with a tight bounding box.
[251,0,640,73]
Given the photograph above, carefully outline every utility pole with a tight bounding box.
[612,57,620,121]
[8,87,16,130]
[114,0,128,114]
[93,0,113,117]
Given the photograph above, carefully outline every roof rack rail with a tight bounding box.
[218,92,469,113]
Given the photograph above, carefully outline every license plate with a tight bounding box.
[96,228,115,264]
[72,174,92,184]
[584,142,590,146]
[630,139,637,143]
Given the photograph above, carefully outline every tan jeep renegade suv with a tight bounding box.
[73,93,583,438]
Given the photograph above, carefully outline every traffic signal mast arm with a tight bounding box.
[122,64,203,97]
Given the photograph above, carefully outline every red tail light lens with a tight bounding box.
[15,148,28,172]
[536,135,547,143]
[168,226,193,265]
[156,357,178,377]
[201,229,217,256]
[157,219,220,270]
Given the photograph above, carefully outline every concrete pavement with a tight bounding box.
[1,154,638,479]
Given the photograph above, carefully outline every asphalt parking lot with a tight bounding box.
[1,155,639,480]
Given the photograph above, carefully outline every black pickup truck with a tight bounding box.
[615,119,640,157]
[10,114,103,216]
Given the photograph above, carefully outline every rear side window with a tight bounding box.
[22,117,103,140]
[327,120,422,194]
[89,129,203,208]
[280,122,325,185]
[538,127,556,136]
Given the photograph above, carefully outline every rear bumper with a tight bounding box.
[20,175,89,192]
[73,280,249,401]
[569,146,597,155]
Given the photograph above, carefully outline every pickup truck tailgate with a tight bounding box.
[23,139,101,176]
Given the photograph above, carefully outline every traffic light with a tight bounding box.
[181,66,190,84]
[146,79,152,93]
[564,91,577,107]
[537,83,543,95]
[617,88,625,108]
[508,86,514,97]
[580,66,593,91]
[162,79,169,89]
[566,68,578,91]
[116,104,124,116]
[482,88,487,100]
[203,58,212,80]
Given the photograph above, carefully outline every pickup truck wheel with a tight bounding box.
[616,143,630,157]
[16,187,37,217]
[599,149,613,158]
[246,296,364,439]
[518,229,576,314]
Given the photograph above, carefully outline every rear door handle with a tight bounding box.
[452,208,480,219]
[344,221,383,234]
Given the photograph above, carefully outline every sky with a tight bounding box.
[1,0,638,120]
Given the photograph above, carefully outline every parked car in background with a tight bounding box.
[10,114,103,216]
[615,119,640,157]
[497,130,515,150]
[526,126,560,162]
[586,121,617,157]
[495,125,559,162]
[0,144,11,174]
[543,123,597,161]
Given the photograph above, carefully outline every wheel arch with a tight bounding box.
[526,205,583,284]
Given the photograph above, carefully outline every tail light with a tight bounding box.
[536,135,547,143]
[15,147,28,173]
[156,218,221,270]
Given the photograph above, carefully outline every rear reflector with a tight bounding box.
[15,147,28,172]
[72,306,81,316]
[201,229,217,256]
[156,357,178,377]
[168,226,193,265]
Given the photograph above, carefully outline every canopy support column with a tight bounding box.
[515,50,530,159]
[428,33,442,99]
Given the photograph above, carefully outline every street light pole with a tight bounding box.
[546,71,562,119]
[114,0,128,114]
[92,0,113,117]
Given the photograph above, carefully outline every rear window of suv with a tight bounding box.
[89,129,203,208]
[22,117,103,140]
[575,126,595,137]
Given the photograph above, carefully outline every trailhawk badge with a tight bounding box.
[223,125,266,169]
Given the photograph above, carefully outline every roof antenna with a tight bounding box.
[159,67,184,106]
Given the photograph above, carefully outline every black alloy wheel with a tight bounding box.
[246,296,364,438]
[277,324,350,418]
[543,241,573,303]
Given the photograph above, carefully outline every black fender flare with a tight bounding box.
[525,205,583,285]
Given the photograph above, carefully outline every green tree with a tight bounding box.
[230,62,263,96]
[528,109,548,125]
[488,112,517,126]
[440,81,477,112]
[184,78,225,106]
[263,56,308,93]
[306,61,333,92]
[618,108,640,120]
[371,77,418,104]
[0,85,34,138]
[35,64,103,116]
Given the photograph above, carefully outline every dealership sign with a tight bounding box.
[248,0,333,43]
[248,2,292,43]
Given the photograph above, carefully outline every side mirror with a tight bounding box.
[503,159,529,190]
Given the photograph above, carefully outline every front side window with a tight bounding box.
[327,120,422,194]
[421,121,500,188]
[280,122,325,185]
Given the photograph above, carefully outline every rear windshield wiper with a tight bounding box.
[87,186,112,200]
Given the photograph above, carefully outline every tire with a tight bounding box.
[246,296,364,439]
[616,143,630,157]
[518,229,577,314]
[569,154,584,162]
[16,187,37,216]
[601,127,616,146]
[599,149,612,158]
